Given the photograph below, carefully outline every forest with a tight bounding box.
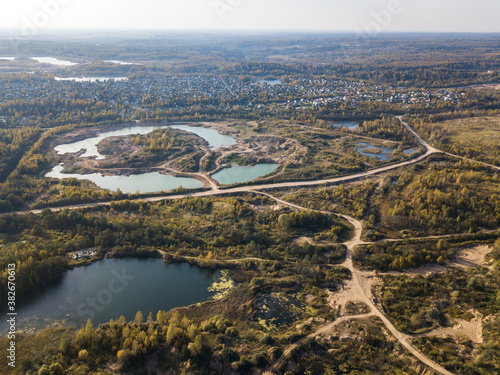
[0,33,500,375]
[374,239,500,374]
[0,195,352,301]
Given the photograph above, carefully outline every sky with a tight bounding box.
[0,0,499,34]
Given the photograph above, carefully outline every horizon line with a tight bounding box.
[0,28,500,36]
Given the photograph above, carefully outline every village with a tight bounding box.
[0,71,461,126]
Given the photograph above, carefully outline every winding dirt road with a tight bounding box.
[7,115,498,374]
[398,115,500,171]
[13,145,436,215]
[260,192,454,375]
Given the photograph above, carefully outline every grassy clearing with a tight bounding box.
[441,116,500,150]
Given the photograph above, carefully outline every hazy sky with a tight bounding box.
[0,0,499,33]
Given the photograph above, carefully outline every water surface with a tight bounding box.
[0,258,221,331]
[55,124,236,160]
[55,125,171,160]
[356,142,394,161]
[333,121,359,130]
[212,163,279,185]
[257,79,282,85]
[403,147,418,155]
[169,125,236,149]
[104,60,142,65]
[55,76,128,82]
[32,57,79,66]
[46,165,203,194]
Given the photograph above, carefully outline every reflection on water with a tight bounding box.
[211,163,279,185]
[55,76,128,82]
[31,57,79,66]
[0,259,223,331]
[46,164,203,194]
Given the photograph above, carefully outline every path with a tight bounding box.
[265,314,373,374]
[9,115,485,374]
[397,116,500,171]
[260,192,454,375]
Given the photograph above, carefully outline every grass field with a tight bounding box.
[439,116,500,164]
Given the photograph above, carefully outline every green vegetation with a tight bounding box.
[2,34,500,375]
[408,113,500,166]
[0,195,352,300]
[374,242,500,374]
[367,160,500,238]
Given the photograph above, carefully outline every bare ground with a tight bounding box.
[383,245,494,277]
[415,311,484,344]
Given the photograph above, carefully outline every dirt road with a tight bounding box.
[261,193,454,375]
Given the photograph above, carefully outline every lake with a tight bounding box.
[55,77,128,82]
[169,125,236,149]
[31,57,79,66]
[257,79,282,85]
[332,121,359,130]
[357,142,394,161]
[0,258,222,331]
[46,164,203,194]
[211,163,279,185]
[55,124,236,160]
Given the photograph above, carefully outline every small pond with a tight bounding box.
[356,142,394,161]
[211,163,279,185]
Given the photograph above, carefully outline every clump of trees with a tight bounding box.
[15,311,257,374]
[373,163,500,237]
[357,117,418,145]
[354,238,456,271]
